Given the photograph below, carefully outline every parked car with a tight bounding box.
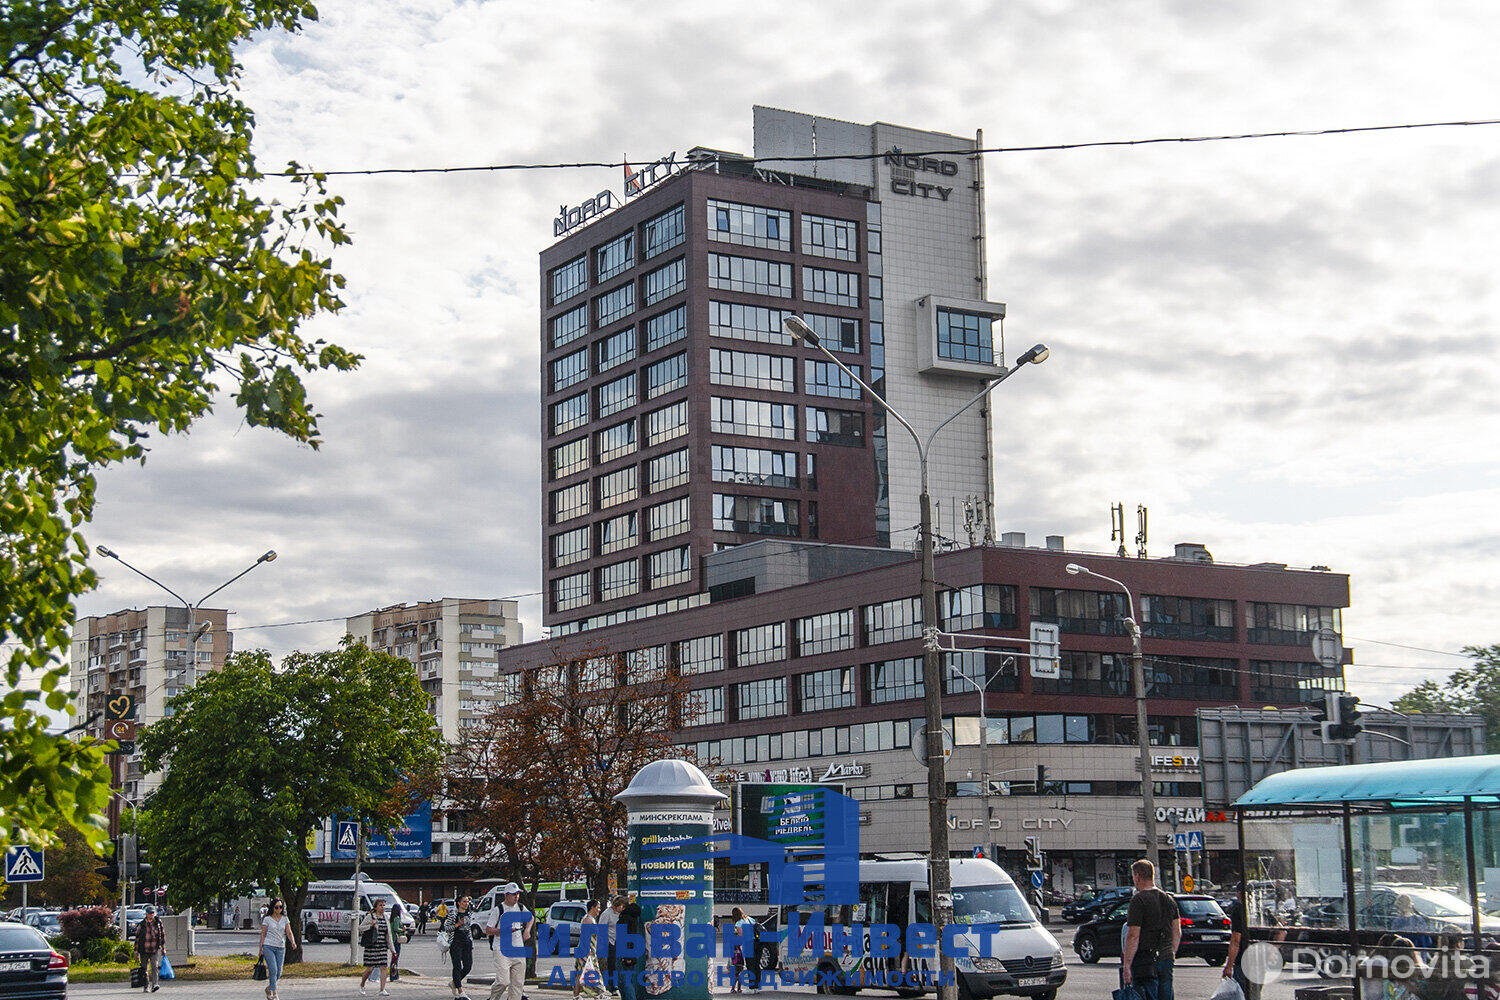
[1072,893,1231,966]
[1357,886,1500,940]
[1061,887,1131,924]
[0,921,68,999]
[544,901,589,947]
[21,913,60,939]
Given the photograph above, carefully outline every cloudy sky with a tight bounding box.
[76,0,1499,704]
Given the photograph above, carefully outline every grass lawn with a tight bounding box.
[66,953,420,984]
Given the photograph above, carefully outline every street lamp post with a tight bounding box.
[785,316,1048,1000]
[1065,562,1159,869]
[945,656,1012,859]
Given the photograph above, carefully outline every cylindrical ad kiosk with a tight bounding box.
[615,759,727,1000]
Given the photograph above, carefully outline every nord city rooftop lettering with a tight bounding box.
[884,148,956,202]
[554,151,679,236]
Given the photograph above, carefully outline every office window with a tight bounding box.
[707,199,791,250]
[551,571,589,612]
[801,213,858,261]
[549,303,588,350]
[594,420,637,463]
[864,596,921,645]
[711,397,795,439]
[708,253,792,297]
[645,400,688,445]
[550,481,590,523]
[804,359,862,399]
[596,231,635,283]
[595,327,636,372]
[642,257,686,306]
[675,634,723,675]
[647,496,690,540]
[708,301,794,345]
[1142,594,1235,640]
[597,511,638,555]
[713,494,799,537]
[597,558,639,601]
[596,373,637,418]
[643,204,685,257]
[624,646,668,684]
[550,526,589,568]
[1247,603,1340,644]
[796,609,855,657]
[936,308,994,364]
[549,437,588,479]
[806,406,864,446]
[866,657,924,704]
[647,546,691,588]
[597,466,638,509]
[735,622,786,666]
[736,678,787,720]
[551,393,588,436]
[711,446,797,488]
[684,687,724,727]
[709,348,795,392]
[550,256,587,305]
[551,348,588,392]
[800,667,854,712]
[802,313,860,353]
[802,266,859,307]
[646,448,689,493]
[645,352,687,399]
[595,283,635,328]
[941,584,1019,631]
[644,304,686,352]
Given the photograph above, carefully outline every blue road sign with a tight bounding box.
[334,821,359,853]
[1030,870,1044,889]
[1186,830,1205,851]
[4,847,44,883]
[1173,832,1189,851]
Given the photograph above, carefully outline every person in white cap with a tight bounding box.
[484,882,533,1000]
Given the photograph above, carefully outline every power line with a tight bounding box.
[1344,636,1474,659]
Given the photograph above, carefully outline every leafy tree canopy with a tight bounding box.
[1391,644,1500,753]
[1,0,356,852]
[0,821,107,909]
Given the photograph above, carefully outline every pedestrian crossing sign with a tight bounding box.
[4,847,44,883]
[335,821,359,851]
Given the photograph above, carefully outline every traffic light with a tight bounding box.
[1024,835,1043,871]
[1321,692,1363,744]
[1036,765,1048,794]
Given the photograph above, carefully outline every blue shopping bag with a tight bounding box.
[159,954,175,980]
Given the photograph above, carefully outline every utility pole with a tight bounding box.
[348,823,365,966]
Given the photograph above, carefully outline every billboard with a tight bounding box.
[735,782,846,845]
[331,803,432,860]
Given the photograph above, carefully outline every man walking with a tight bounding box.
[418,901,430,936]
[485,882,534,1000]
[602,896,626,996]
[134,905,165,993]
[1121,859,1180,1000]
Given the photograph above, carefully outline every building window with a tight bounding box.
[626,645,669,682]
[1033,651,1131,698]
[549,303,588,350]
[644,304,687,352]
[936,308,994,364]
[642,257,686,306]
[551,348,588,392]
[800,667,854,712]
[796,609,855,656]
[805,406,864,446]
[646,448,689,493]
[549,437,588,479]
[802,266,859,307]
[675,634,723,675]
[1249,660,1345,706]
[550,481,590,523]
[709,348,795,392]
[598,511,639,555]
[707,199,791,250]
[1029,588,1129,636]
[1247,603,1341,645]
[713,494,799,537]
[735,622,786,666]
[596,373,637,418]
[594,420,637,463]
[802,313,860,353]
[866,657,924,704]
[941,584,1019,631]
[1144,656,1237,700]
[1142,594,1235,641]
[551,392,588,436]
[711,397,795,439]
[864,596,921,645]
[597,558,640,601]
[801,213,858,261]
[596,231,635,283]
[550,256,587,305]
[645,352,688,399]
[595,327,636,373]
[804,359,862,399]
[597,466,638,509]
[647,496,690,540]
[595,283,635,328]
[550,526,589,568]
[708,301,794,345]
[647,546,691,588]
[551,571,590,612]
[708,253,792,297]
[643,204,685,258]
[944,651,1019,696]
[645,400,688,446]
[684,686,724,726]
[711,446,797,488]
[736,677,787,720]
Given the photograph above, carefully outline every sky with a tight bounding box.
[73,0,1500,706]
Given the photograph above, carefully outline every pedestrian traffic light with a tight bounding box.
[1035,764,1048,794]
[1321,692,1363,744]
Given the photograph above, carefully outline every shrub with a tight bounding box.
[82,937,116,964]
[59,906,117,944]
[113,942,134,963]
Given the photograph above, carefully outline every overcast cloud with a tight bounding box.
[75,0,1499,703]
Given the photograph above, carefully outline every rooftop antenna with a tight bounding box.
[1136,504,1149,558]
[1111,502,1127,558]
[963,497,977,548]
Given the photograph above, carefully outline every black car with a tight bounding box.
[1061,887,1131,924]
[1072,893,1231,966]
[0,921,68,999]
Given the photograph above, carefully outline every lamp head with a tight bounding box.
[782,316,819,347]
[96,545,117,559]
[258,550,277,563]
[1064,563,1085,576]
[1018,344,1050,365]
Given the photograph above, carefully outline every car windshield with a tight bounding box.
[1178,899,1226,918]
[1406,890,1471,918]
[952,884,1034,925]
[0,924,45,949]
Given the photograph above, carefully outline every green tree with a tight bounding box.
[1391,644,1500,753]
[0,822,108,909]
[1,1,357,852]
[137,642,439,962]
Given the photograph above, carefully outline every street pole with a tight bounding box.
[348,823,364,966]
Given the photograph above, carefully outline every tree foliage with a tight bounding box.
[0,2,357,851]
[137,642,439,961]
[0,822,107,909]
[1391,644,1500,753]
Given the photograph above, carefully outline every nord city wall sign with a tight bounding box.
[554,152,678,237]
[884,148,958,202]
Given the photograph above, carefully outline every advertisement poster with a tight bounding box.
[628,809,714,1000]
[735,783,846,844]
[331,803,432,860]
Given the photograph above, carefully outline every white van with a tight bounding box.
[770,858,1065,1000]
[301,878,416,943]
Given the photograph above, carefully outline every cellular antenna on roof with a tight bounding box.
[1111,502,1127,558]
[1136,504,1149,559]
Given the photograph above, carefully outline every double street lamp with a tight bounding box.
[785,315,1048,1000]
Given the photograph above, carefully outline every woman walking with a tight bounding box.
[573,900,603,1000]
[257,898,297,1000]
[441,894,475,1000]
[358,897,395,997]
[728,907,753,994]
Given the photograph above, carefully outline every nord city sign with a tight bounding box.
[884,148,957,202]
[554,152,681,236]
[948,815,1075,831]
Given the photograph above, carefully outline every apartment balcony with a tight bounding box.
[420,661,442,681]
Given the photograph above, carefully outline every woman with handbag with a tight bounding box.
[440,894,475,999]
[256,898,297,1000]
[574,900,603,1000]
[358,898,395,997]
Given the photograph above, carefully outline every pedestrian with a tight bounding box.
[442,895,476,1000]
[602,896,625,996]
[1120,859,1179,1000]
[728,906,751,993]
[573,900,602,1000]
[483,883,533,1000]
[390,902,405,981]
[257,898,296,1000]
[134,904,165,993]
[358,897,395,997]
[438,899,449,923]
[418,902,430,936]
[615,898,643,1000]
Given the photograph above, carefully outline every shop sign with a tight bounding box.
[884,148,956,202]
[1150,752,1202,773]
[948,815,1074,831]
[1154,806,1230,824]
[711,760,869,784]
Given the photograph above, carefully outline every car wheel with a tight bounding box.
[1076,934,1099,964]
[1205,955,1225,967]
[1034,992,1056,1000]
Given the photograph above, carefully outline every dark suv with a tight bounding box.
[1061,887,1131,924]
[1072,893,1231,966]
